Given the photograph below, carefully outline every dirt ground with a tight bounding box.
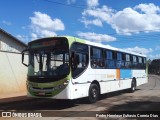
[0,75,160,120]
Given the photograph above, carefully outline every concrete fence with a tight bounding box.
[0,51,27,98]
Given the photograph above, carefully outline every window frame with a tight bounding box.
[70,42,89,79]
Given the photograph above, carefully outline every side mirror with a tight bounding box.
[22,49,29,67]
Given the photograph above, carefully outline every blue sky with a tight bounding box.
[0,0,160,59]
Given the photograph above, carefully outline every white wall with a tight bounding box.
[0,52,28,98]
[0,32,27,98]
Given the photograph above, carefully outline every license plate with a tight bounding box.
[37,92,45,95]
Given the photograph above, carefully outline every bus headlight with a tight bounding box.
[63,80,69,86]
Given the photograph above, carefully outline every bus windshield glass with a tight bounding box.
[28,49,69,77]
[28,38,70,78]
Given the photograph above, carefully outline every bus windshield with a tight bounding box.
[28,48,69,77]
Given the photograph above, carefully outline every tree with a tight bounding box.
[148,59,160,75]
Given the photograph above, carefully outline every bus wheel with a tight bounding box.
[129,79,136,93]
[88,84,99,103]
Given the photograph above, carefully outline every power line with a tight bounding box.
[44,0,85,9]
[41,0,160,15]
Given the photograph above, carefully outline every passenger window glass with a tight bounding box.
[92,48,102,59]
[125,54,131,68]
[106,51,113,59]
[116,52,125,68]
[138,57,142,63]
[143,58,146,63]
[126,54,130,61]
[117,52,122,60]
[91,47,104,68]
[132,56,138,69]
[71,43,89,78]
[76,53,87,68]
[139,57,144,69]
[143,57,146,69]
[133,56,137,63]
[105,50,116,69]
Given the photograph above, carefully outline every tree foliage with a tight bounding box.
[148,59,160,75]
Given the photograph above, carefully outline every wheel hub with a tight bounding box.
[92,89,97,98]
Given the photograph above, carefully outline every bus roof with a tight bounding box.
[29,36,146,58]
[65,36,147,58]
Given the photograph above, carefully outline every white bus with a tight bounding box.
[22,36,148,103]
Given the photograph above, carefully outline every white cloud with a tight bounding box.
[30,11,65,31]
[81,5,114,27]
[67,0,76,4]
[81,17,103,27]
[31,33,38,40]
[87,0,99,7]
[122,46,160,59]
[30,11,65,39]
[155,45,160,51]
[134,3,160,14]
[77,32,116,43]
[111,4,160,35]
[123,46,153,55]
[16,35,29,43]
[2,20,12,26]
[81,3,160,35]
[148,54,160,59]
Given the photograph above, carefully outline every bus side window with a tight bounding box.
[125,54,131,68]
[132,56,138,69]
[116,52,125,68]
[143,57,146,64]
[143,57,146,69]
[105,50,116,69]
[122,53,126,68]
[71,43,89,78]
[91,47,104,68]
[138,57,143,69]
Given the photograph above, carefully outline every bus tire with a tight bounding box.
[88,84,99,104]
[129,79,136,93]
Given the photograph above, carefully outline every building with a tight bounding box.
[0,28,28,98]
